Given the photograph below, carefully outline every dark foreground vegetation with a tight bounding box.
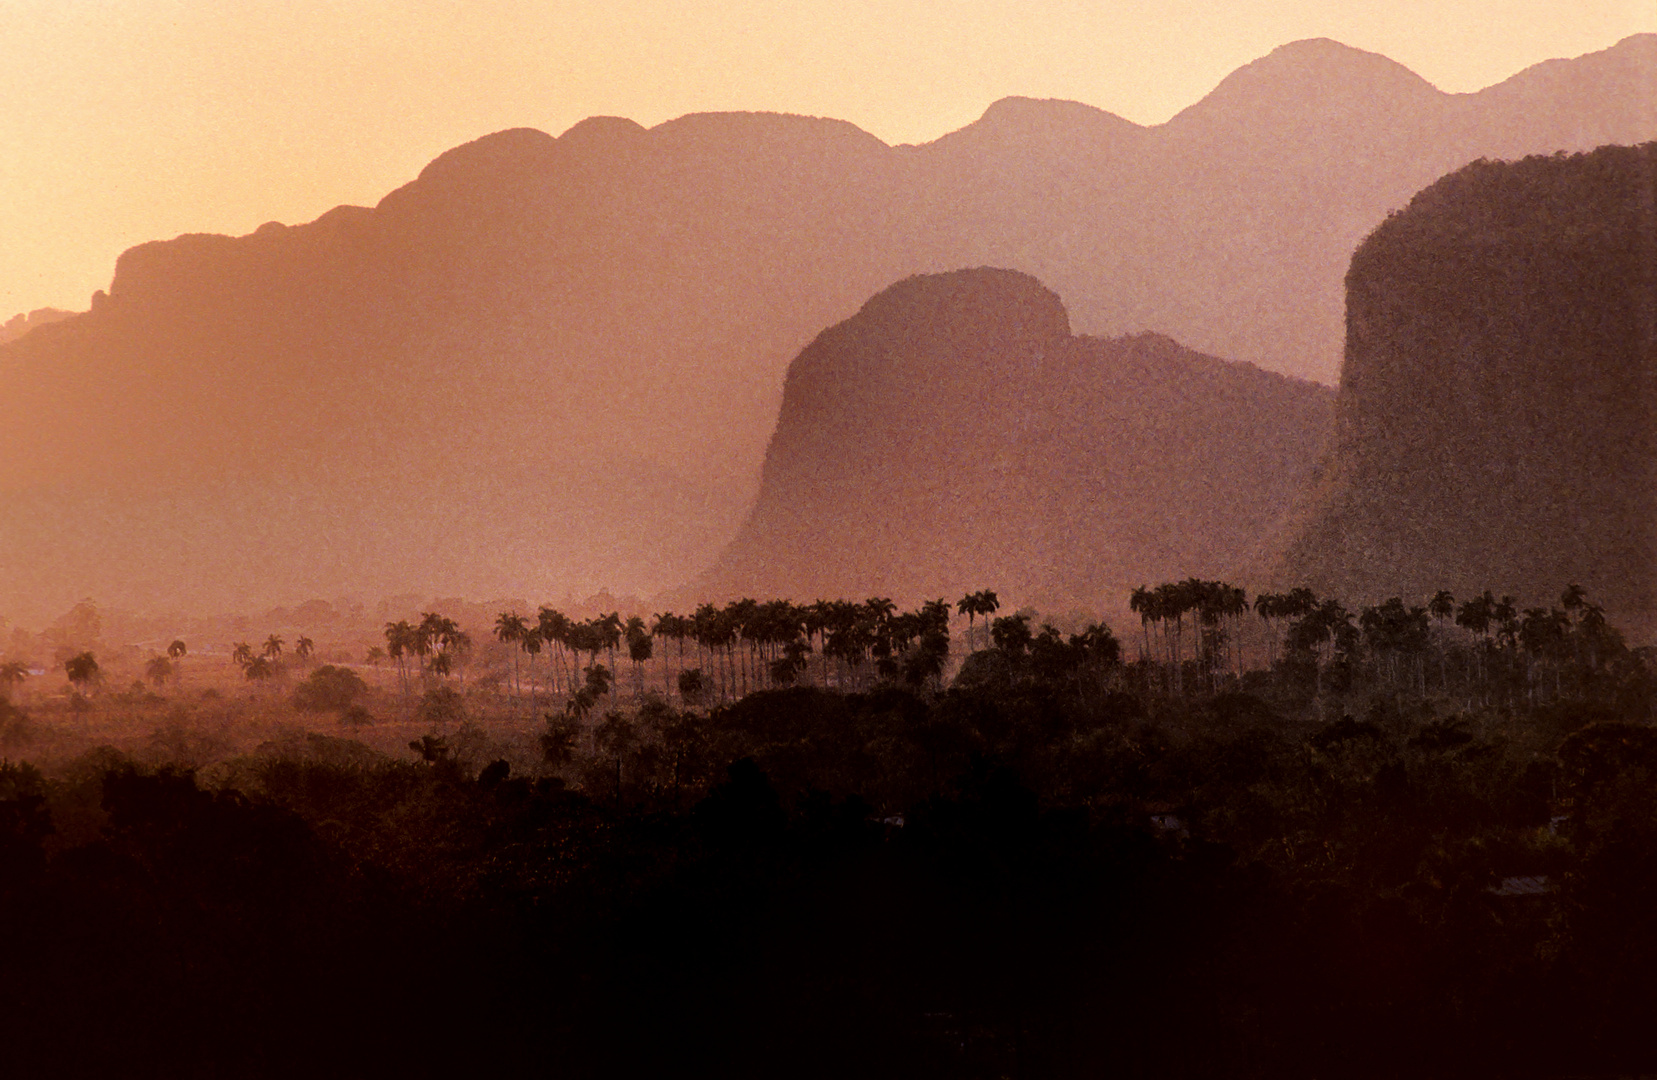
[0,584,1654,1078]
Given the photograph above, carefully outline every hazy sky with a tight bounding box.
[2,0,1651,316]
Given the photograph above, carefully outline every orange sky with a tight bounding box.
[2,0,1652,317]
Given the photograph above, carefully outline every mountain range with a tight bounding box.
[0,34,1651,620]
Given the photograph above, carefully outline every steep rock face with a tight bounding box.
[693,269,1334,607]
[1273,143,1657,619]
[0,36,1650,619]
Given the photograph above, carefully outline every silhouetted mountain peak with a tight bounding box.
[912,96,1145,164]
[785,268,1070,391]
[649,110,892,155]
[557,114,649,153]
[1487,32,1657,94]
[853,267,1068,341]
[0,307,75,347]
[977,96,1142,137]
[409,127,561,189]
[1172,37,1441,131]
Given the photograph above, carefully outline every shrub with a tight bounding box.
[291,665,370,713]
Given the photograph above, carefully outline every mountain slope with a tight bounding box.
[1271,143,1657,620]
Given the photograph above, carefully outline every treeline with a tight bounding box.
[375,581,1644,728]
[0,592,1655,1076]
[473,597,969,708]
[1127,579,1638,710]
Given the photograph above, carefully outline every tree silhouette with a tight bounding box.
[538,608,575,695]
[990,613,1032,656]
[0,661,28,700]
[540,714,580,770]
[520,626,544,701]
[262,635,284,661]
[417,613,470,685]
[495,612,529,700]
[145,656,173,689]
[625,616,652,697]
[594,710,638,804]
[364,645,387,689]
[64,651,100,692]
[1428,590,1456,689]
[652,613,688,698]
[383,621,417,700]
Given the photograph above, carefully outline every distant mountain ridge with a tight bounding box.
[1271,143,1657,623]
[0,35,1651,619]
[687,269,1335,609]
[0,308,74,347]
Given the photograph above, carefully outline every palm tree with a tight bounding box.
[957,590,1000,652]
[495,611,529,699]
[624,615,651,697]
[294,636,314,663]
[1152,582,1189,693]
[957,593,979,653]
[415,613,444,666]
[1220,584,1249,682]
[1456,592,1496,701]
[651,613,687,698]
[231,641,255,669]
[803,602,832,688]
[520,627,544,701]
[1428,591,1455,689]
[416,613,469,684]
[538,608,575,694]
[383,620,417,700]
[597,612,623,677]
[364,645,387,689]
[1129,586,1154,665]
[262,635,284,661]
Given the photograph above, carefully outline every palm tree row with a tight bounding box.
[487,596,962,710]
[1124,578,1635,708]
[1130,579,1250,695]
[393,579,1636,719]
[383,614,471,698]
[228,632,315,685]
